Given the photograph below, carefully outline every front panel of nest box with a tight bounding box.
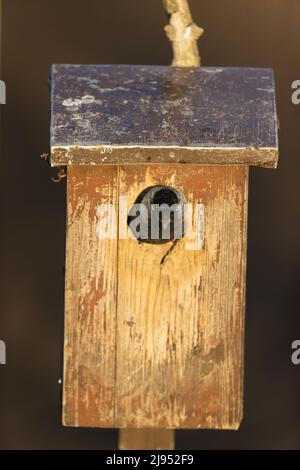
[63,164,248,430]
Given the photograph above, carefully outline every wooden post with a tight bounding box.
[119,430,174,451]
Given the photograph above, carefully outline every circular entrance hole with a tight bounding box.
[127,185,186,244]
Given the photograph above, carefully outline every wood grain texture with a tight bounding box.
[63,166,118,427]
[119,429,174,450]
[50,65,278,168]
[115,165,248,429]
[63,164,248,430]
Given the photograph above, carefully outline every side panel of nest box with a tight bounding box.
[63,164,248,430]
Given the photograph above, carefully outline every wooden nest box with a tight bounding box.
[50,65,278,430]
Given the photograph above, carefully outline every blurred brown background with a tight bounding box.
[0,0,299,449]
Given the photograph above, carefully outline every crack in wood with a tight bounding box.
[160,239,179,265]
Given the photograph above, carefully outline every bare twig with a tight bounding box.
[163,0,204,67]
[40,152,50,162]
[51,167,67,183]
[40,152,66,183]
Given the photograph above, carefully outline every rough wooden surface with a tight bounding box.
[119,429,174,450]
[63,164,248,430]
[50,65,278,168]
[163,0,204,67]
[63,166,118,427]
[115,165,248,429]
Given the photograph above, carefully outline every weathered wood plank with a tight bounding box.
[119,429,175,450]
[115,165,248,429]
[63,166,118,427]
[50,65,278,168]
[63,164,248,429]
